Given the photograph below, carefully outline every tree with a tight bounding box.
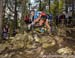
[48,0,50,13]
[72,0,74,18]
[0,0,3,39]
[65,0,68,13]
[20,0,28,33]
[14,0,18,29]
[59,0,64,14]
[2,0,8,26]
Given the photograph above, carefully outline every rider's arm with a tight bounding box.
[33,14,41,23]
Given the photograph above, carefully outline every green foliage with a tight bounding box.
[20,0,28,33]
[38,2,46,11]
[50,0,59,16]
[50,0,64,15]
[9,20,15,36]
[59,0,64,14]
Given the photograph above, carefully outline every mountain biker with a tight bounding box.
[28,10,50,32]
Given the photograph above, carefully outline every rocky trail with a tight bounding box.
[0,28,75,58]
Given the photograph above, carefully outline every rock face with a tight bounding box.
[57,28,66,37]
[57,47,73,55]
[0,31,74,58]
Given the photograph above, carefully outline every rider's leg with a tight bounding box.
[39,19,45,26]
[29,16,41,26]
[45,19,51,32]
[38,19,45,32]
[28,16,41,30]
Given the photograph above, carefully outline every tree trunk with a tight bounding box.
[20,0,28,33]
[0,0,3,39]
[14,0,17,29]
[39,0,41,11]
[49,0,50,13]
[3,0,7,27]
[65,0,68,13]
[72,0,74,18]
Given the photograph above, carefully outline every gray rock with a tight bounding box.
[57,47,73,55]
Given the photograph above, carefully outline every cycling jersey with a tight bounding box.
[33,11,41,19]
[40,12,47,16]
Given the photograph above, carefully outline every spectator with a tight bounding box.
[2,25,9,40]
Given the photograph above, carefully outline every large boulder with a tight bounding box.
[57,47,73,55]
[40,36,56,48]
[57,28,66,37]
[0,42,9,53]
[54,36,64,47]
